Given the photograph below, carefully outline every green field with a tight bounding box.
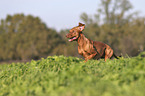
[0,54,145,96]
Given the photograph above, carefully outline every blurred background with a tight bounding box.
[0,0,145,62]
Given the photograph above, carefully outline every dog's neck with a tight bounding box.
[77,33,90,47]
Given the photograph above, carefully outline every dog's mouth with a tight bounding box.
[69,37,77,42]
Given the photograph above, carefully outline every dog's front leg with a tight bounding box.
[85,53,98,62]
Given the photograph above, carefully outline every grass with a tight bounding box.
[0,54,145,96]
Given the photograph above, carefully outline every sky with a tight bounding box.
[0,0,145,31]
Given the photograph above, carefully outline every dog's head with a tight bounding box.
[66,22,85,42]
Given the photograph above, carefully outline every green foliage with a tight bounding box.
[0,55,145,96]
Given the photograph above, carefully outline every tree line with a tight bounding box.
[0,0,145,61]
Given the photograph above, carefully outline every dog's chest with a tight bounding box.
[78,43,96,56]
[78,46,84,55]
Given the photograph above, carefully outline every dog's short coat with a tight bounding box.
[66,23,119,62]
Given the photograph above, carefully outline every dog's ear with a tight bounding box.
[78,22,85,27]
[78,22,85,31]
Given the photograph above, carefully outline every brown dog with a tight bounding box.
[66,22,120,62]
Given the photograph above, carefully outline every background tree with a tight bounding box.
[0,14,64,61]
[0,0,145,62]
[80,0,145,56]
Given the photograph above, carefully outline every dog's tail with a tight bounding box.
[112,53,122,59]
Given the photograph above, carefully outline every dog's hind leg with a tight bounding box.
[104,48,113,61]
